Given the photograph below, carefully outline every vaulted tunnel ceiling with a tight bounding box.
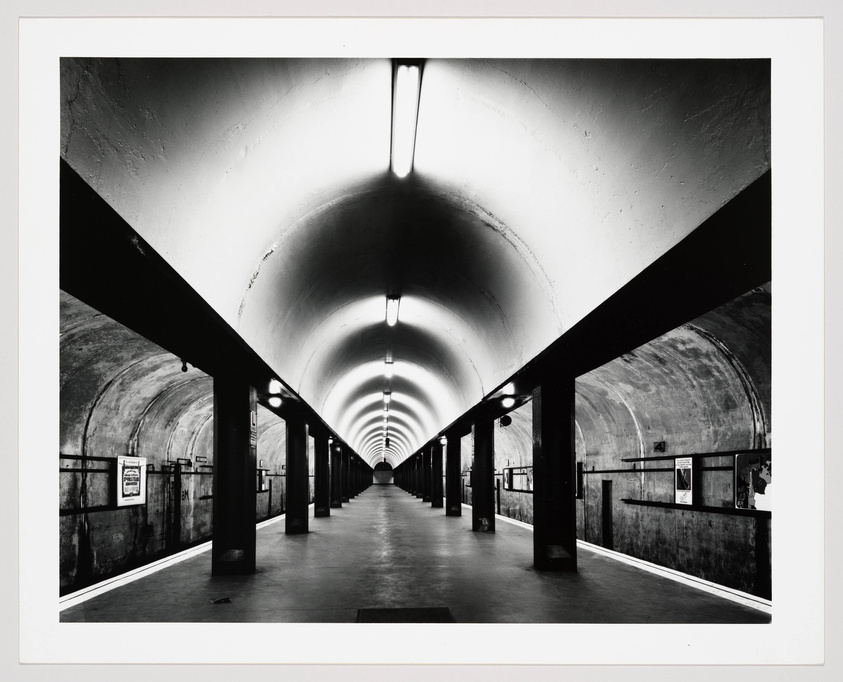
[60,57,771,466]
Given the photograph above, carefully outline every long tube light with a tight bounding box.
[391,62,421,178]
[386,296,401,326]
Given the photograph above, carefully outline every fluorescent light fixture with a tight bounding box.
[383,390,391,405]
[268,396,283,408]
[391,63,421,178]
[269,378,282,394]
[502,397,516,409]
[385,296,401,326]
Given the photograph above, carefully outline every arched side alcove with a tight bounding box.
[373,461,394,486]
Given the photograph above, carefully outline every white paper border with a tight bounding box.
[17,15,825,667]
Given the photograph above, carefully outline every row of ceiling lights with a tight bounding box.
[383,295,400,458]
[381,59,418,462]
[185,60,515,466]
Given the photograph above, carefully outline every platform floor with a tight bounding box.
[60,484,770,623]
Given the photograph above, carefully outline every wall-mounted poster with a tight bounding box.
[674,457,692,505]
[117,456,147,507]
[735,451,772,510]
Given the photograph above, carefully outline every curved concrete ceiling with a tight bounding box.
[61,57,770,466]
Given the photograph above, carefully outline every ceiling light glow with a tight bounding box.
[391,63,421,178]
[386,296,401,326]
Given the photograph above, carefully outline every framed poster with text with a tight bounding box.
[117,456,147,507]
[674,457,692,505]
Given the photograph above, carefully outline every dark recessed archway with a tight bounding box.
[373,460,395,485]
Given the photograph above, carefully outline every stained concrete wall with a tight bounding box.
[480,286,771,598]
[60,292,293,594]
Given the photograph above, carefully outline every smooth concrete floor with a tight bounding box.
[61,484,771,623]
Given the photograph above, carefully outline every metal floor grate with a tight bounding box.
[356,607,456,623]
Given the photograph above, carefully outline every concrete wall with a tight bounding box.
[474,286,771,598]
[373,470,394,485]
[60,292,295,594]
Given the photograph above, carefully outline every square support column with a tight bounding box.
[342,447,350,502]
[330,442,343,508]
[212,377,257,575]
[472,419,495,533]
[415,455,424,498]
[533,375,578,571]
[352,458,358,495]
[285,413,309,535]
[422,448,432,502]
[431,442,444,508]
[445,435,462,516]
[312,428,330,518]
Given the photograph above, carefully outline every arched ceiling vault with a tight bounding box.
[61,57,770,467]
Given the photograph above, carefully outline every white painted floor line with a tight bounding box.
[59,508,303,611]
[59,539,214,611]
[459,501,772,614]
[576,540,772,614]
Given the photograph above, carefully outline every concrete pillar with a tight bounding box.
[211,376,257,575]
[285,413,309,535]
[422,448,432,502]
[431,442,444,508]
[342,447,350,502]
[415,455,424,498]
[532,375,577,571]
[330,442,343,508]
[472,418,495,533]
[445,435,462,516]
[313,428,330,518]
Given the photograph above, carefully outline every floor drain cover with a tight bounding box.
[356,607,455,623]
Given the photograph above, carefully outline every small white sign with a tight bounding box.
[675,457,693,505]
[117,456,147,507]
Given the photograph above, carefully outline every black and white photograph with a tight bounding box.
[9,5,834,676]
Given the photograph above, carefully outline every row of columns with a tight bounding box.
[394,373,577,572]
[211,375,372,576]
